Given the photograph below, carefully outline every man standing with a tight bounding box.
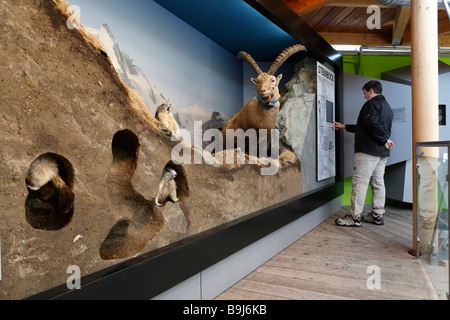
[333,80,394,227]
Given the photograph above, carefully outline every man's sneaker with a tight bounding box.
[335,214,362,227]
[362,212,384,225]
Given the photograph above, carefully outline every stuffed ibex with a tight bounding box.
[222,44,307,150]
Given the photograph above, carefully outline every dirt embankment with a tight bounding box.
[0,0,301,299]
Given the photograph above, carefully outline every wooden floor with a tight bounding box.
[215,204,447,300]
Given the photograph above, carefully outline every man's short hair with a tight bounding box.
[362,80,383,94]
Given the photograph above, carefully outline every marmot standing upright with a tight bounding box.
[155,165,179,206]
[155,103,179,135]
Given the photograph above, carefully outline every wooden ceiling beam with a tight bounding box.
[438,34,450,47]
[401,27,411,45]
[282,0,333,15]
[392,5,411,45]
[320,32,449,48]
[284,0,394,15]
[438,17,450,35]
[323,0,393,8]
[320,6,355,32]
[319,32,392,46]
[402,33,450,47]
[282,0,449,48]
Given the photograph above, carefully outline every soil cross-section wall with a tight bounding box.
[0,0,302,299]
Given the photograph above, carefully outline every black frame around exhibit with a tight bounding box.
[28,0,344,300]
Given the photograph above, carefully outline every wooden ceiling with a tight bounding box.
[282,0,450,47]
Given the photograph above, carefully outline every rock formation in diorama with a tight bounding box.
[0,0,303,299]
[277,57,329,193]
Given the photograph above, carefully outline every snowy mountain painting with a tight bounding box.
[86,24,170,114]
[85,24,230,144]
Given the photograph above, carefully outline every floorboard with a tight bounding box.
[215,204,446,300]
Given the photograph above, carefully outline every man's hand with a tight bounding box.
[332,121,345,130]
[385,139,394,149]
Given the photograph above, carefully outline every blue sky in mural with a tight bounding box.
[69,0,152,51]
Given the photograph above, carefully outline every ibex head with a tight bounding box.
[238,44,307,107]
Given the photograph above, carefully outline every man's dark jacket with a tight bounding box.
[345,94,394,157]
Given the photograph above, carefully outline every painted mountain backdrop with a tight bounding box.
[85,24,230,139]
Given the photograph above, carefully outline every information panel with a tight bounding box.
[316,62,336,181]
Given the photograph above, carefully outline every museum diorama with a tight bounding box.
[0,0,343,299]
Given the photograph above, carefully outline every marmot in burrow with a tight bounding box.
[155,165,179,206]
[25,154,74,214]
[155,103,179,135]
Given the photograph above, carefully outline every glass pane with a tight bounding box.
[416,146,449,300]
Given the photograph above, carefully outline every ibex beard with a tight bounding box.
[170,121,280,176]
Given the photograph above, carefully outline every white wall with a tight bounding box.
[342,73,412,177]
[439,72,450,141]
[343,73,413,203]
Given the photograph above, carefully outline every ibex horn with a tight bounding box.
[267,44,307,76]
[237,51,263,76]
